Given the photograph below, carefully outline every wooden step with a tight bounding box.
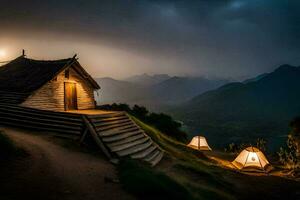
[143,150,160,162]
[130,145,157,159]
[90,115,129,123]
[96,121,135,132]
[92,118,132,127]
[101,130,144,142]
[107,134,145,147]
[98,126,139,137]
[150,151,164,166]
[109,137,149,152]
[116,140,153,157]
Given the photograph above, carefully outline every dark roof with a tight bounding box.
[0,55,100,104]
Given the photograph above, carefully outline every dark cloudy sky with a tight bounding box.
[0,0,299,79]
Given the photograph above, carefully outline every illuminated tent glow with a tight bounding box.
[188,136,212,151]
[232,147,270,172]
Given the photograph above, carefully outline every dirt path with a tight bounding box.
[0,127,134,200]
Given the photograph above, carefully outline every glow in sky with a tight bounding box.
[0,49,6,59]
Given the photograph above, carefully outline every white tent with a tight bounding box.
[232,147,270,172]
[188,136,212,151]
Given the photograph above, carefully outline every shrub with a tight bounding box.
[99,103,131,112]
[132,105,148,120]
[224,143,239,153]
[277,134,300,170]
[277,118,300,173]
[256,138,267,152]
[224,138,267,153]
[147,112,187,142]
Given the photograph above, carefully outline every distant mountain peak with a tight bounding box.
[274,64,298,73]
[98,77,116,81]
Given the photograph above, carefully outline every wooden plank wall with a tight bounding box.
[69,68,96,110]
[21,66,96,112]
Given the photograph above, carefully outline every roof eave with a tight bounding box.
[72,60,100,90]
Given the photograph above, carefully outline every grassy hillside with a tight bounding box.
[120,117,300,200]
[126,116,235,199]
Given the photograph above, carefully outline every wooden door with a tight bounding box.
[64,82,78,110]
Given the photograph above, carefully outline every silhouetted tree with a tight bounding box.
[132,105,148,120]
[277,135,299,170]
[277,117,300,174]
[147,113,187,142]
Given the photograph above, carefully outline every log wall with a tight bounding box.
[21,66,96,111]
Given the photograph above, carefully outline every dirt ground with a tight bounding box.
[0,127,134,200]
[1,127,299,200]
[158,150,300,200]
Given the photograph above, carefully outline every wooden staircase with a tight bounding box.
[0,103,83,138]
[83,112,164,166]
[0,104,164,166]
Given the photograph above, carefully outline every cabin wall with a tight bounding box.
[21,67,96,112]
[69,68,96,110]
[21,72,65,111]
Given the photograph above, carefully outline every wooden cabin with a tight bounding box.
[0,55,100,112]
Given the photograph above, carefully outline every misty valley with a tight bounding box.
[95,64,300,152]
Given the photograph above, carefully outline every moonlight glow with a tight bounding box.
[0,49,6,58]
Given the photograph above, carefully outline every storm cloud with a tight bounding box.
[0,0,299,79]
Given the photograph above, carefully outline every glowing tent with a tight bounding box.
[232,147,270,172]
[188,136,212,151]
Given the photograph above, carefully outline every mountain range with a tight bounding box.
[95,74,229,111]
[171,64,300,150]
